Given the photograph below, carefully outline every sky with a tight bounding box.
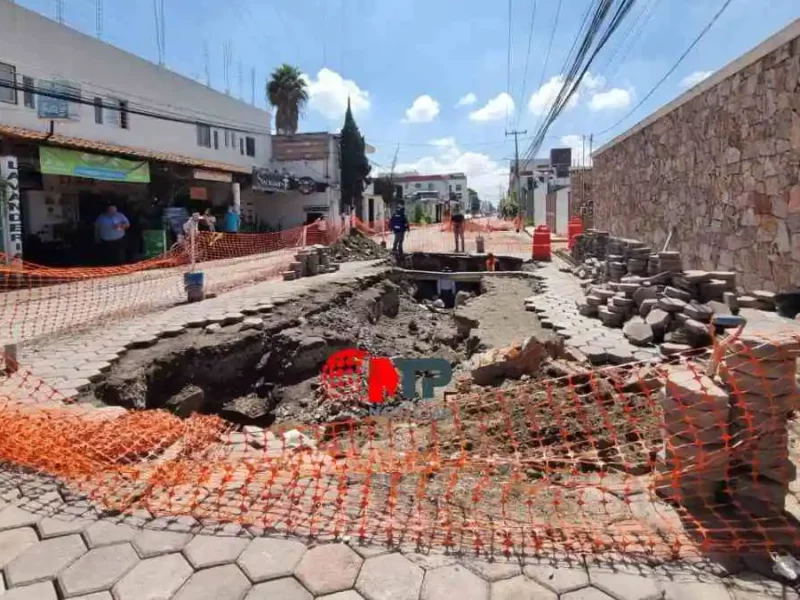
[14,0,800,204]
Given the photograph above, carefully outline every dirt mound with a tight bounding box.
[330,229,389,262]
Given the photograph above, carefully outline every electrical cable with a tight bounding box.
[602,0,662,82]
[593,0,734,138]
[533,0,563,102]
[515,0,538,128]
[0,79,269,136]
[505,0,513,129]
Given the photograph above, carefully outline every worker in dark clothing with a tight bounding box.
[390,204,411,256]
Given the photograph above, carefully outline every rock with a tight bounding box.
[241,317,264,330]
[646,308,671,331]
[205,323,222,334]
[623,321,654,346]
[684,303,713,322]
[738,295,760,308]
[664,286,692,302]
[470,334,561,386]
[752,290,776,303]
[683,270,712,284]
[221,396,271,421]
[165,385,205,417]
[639,298,658,317]
[454,290,471,307]
[723,291,740,314]
[283,429,316,450]
[432,299,446,309]
[598,306,626,327]
[683,318,712,347]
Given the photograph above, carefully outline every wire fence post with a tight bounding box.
[189,219,197,272]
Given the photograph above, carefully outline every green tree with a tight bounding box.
[468,187,480,214]
[339,99,371,215]
[498,193,519,219]
[412,202,425,224]
[266,64,308,134]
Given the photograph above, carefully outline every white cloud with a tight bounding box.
[528,75,579,116]
[394,141,506,203]
[582,71,606,90]
[301,68,370,120]
[560,135,593,167]
[429,137,456,147]
[468,92,515,122]
[680,70,713,88]
[588,88,632,111]
[455,92,477,107]
[403,95,440,123]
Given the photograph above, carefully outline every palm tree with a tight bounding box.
[266,64,308,135]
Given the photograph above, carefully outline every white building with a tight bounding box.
[509,155,571,235]
[0,1,272,265]
[393,172,468,222]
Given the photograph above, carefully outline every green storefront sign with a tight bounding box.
[39,147,150,183]
[142,229,167,258]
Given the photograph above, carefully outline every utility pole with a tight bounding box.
[505,129,527,223]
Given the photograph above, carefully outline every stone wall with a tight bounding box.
[592,22,800,292]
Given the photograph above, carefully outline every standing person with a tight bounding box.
[389,204,410,256]
[94,203,129,265]
[451,202,466,253]
[223,204,240,233]
[198,208,216,232]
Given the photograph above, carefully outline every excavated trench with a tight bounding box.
[86,256,540,426]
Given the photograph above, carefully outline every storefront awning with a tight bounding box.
[39,146,151,183]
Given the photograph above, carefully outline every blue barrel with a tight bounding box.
[184,271,205,302]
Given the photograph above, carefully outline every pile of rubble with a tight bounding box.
[570,230,780,356]
[283,245,340,281]
[329,228,389,262]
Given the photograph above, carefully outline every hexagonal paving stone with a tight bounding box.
[294,543,363,596]
[172,564,252,600]
[83,520,136,548]
[404,552,459,570]
[0,526,39,567]
[237,537,307,582]
[588,565,662,600]
[183,534,250,569]
[420,565,489,600]
[356,553,424,600]
[113,552,193,600]
[661,580,735,600]
[462,558,521,581]
[245,577,313,600]
[68,594,112,600]
[1,581,59,599]
[132,529,192,558]
[318,593,366,600]
[57,542,139,597]
[0,505,41,531]
[523,562,590,595]
[562,588,616,600]
[6,533,87,587]
[491,576,556,600]
[37,517,93,539]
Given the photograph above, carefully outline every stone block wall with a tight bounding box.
[592,23,800,292]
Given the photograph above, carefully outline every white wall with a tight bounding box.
[0,1,271,170]
[556,186,570,235]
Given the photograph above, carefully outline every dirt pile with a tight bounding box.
[329,229,389,262]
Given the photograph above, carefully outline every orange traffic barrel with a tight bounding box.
[532,224,552,261]
[567,216,583,250]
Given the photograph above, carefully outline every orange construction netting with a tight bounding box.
[0,331,798,558]
[0,220,344,345]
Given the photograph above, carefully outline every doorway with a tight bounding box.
[368,197,375,224]
[305,212,324,225]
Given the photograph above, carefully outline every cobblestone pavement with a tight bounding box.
[1,254,798,598]
[1,247,300,346]
[9,259,388,399]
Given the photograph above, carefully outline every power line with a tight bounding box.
[505,0,513,129]
[594,0,734,138]
[534,0,563,98]
[0,79,270,136]
[516,0,538,127]
[602,0,662,81]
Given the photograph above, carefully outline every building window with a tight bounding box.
[427,183,433,190]
[231,132,237,150]
[22,76,35,108]
[224,130,230,148]
[455,184,462,191]
[245,136,255,157]
[0,62,17,104]
[213,130,219,150]
[196,124,211,148]
[93,97,103,124]
[118,100,129,129]
[414,183,421,189]
[239,138,244,155]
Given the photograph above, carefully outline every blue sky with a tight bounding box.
[15,0,800,202]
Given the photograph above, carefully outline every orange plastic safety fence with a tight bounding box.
[0,221,343,344]
[1,331,798,558]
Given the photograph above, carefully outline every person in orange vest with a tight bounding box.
[486,252,497,272]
